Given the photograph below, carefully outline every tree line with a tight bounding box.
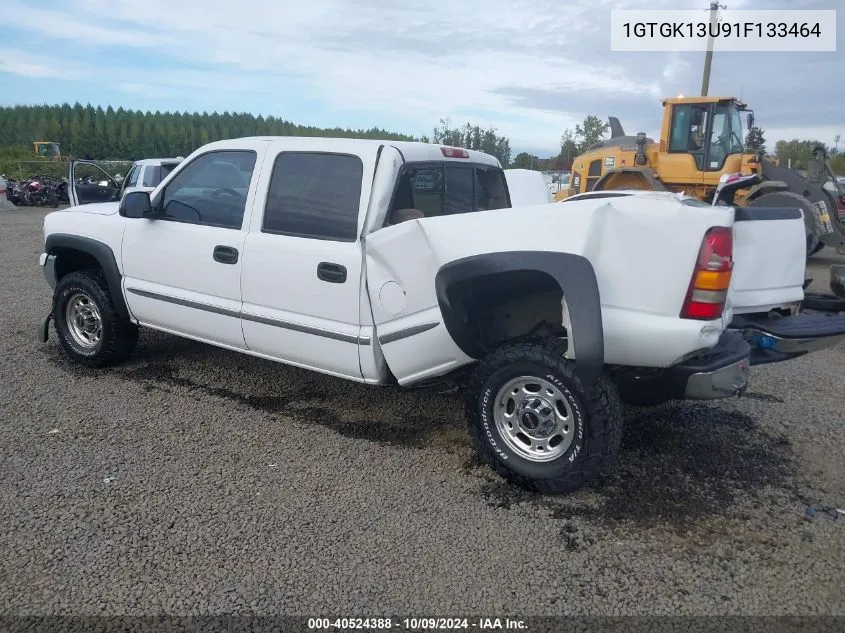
[1,103,841,176]
[0,104,513,167]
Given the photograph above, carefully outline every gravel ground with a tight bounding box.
[1,208,844,620]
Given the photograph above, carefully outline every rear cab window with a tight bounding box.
[388,163,510,222]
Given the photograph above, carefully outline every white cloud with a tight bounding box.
[3,0,668,151]
[0,48,86,80]
[2,0,841,154]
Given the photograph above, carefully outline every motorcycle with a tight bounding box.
[14,176,59,207]
[6,179,26,206]
[55,178,70,204]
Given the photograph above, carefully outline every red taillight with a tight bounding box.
[440,146,469,158]
[680,227,733,320]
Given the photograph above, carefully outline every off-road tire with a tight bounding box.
[52,269,138,367]
[747,191,823,258]
[465,338,623,494]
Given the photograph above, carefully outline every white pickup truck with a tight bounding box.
[38,137,845,493]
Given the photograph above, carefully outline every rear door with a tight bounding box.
[69,160,121,206]
[240,146,378,380]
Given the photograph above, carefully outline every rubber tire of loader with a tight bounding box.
[465,338,624,494]
[747,191,823,258]
[53,269,138,368]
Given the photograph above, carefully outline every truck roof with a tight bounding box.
[133,157,183,167]
[663,96,747,108]
[196,136,502,167]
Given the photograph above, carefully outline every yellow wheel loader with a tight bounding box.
[33,141,62,160]
[560,96,845,257]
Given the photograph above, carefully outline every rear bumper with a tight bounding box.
[667,332,751,400]
[618,332,751,402]
[729,311,845,365]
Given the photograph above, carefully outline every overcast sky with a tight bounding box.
[0,0,842,156]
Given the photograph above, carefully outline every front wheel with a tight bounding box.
[465,338,623,494]
[52,270,138,367]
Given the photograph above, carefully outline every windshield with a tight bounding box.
[713,104,744,152]
[707,103,744,168]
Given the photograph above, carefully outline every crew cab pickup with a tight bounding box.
[38,137,845,494]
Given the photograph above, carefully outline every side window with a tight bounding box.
[142,163,178,188]
[126,165,141,187]
[160,150,256,229]
[141,166,160,188]
[120,165,140,195]
[262,152,363,241]
[669,104,709,169]
[585,159,602,191]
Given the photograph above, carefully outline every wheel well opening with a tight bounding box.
[52,248,101,281]
[442,270,566,356]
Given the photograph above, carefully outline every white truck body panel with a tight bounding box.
[366,195,737,383]
[561,190,810,315]
[504,169,553,207]
[729,213,806,313]
[44,137,832,390]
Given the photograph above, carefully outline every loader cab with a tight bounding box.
[664,98,748,173]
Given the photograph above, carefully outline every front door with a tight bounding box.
[69,160,122,206]
[121,148,263,349]
[240,148,377,380]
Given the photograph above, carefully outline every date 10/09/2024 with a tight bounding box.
[308,617,528,630]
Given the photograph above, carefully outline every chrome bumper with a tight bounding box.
[745,330,845,355]
[40,253,57,289]
[684,356,750,400]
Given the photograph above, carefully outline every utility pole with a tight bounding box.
[700,2,722,96]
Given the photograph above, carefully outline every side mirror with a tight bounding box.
[747,112,755,129]
[120,191,155,219]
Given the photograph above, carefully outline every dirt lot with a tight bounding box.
[1,208,844,618]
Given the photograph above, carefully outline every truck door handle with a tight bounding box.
[213,245,239,265]
[317,262,347,283]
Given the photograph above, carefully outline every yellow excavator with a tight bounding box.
[558,96,845,256]
[33,141,62,160]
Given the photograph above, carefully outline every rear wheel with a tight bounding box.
[465,338,623,494]
[747,191,823,257]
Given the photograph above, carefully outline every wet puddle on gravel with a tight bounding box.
[471,402,802,534]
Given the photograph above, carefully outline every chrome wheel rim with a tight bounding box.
[65,292,103,349]
[493,375,575,462]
